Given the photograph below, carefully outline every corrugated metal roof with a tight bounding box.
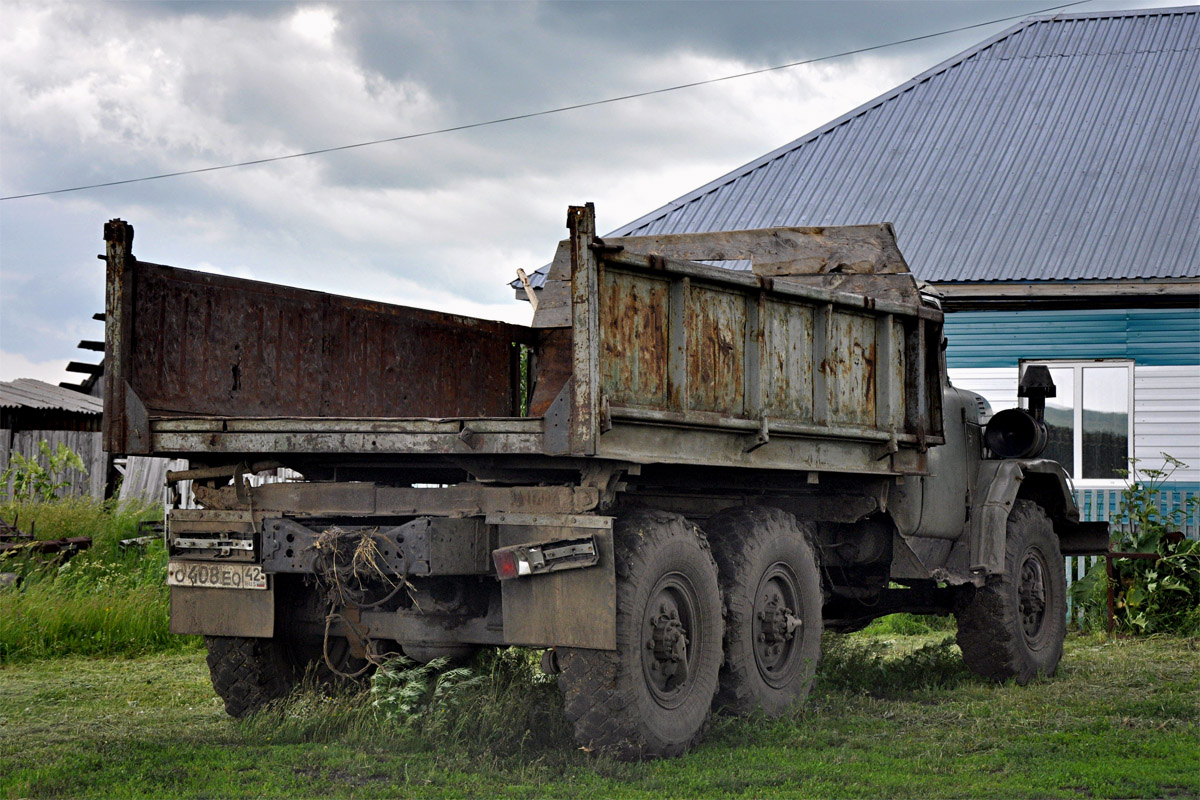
[0,379,103,414]
[605,6,1200,285]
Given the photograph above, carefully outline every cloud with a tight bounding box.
[1,0,1182,382]
[0,351,73,386]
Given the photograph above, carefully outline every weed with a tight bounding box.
[816,633,969,697]
[2,441,87,503]
[1070,454,1200,635]
[0,497,194,662]
[241,647,572,759]
[861,613,956,636]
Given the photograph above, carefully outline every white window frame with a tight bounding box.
[1018,359,1134,488]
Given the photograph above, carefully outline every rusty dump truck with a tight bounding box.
[102,204,1105,758]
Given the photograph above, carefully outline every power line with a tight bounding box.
[2,0,1092,202]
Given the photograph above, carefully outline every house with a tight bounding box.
[529,6,1199,527]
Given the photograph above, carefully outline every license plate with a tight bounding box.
[167,561,267,590]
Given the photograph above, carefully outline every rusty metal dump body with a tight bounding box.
[103,208,943,477]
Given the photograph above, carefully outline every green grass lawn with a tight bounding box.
[2,633,1196,799]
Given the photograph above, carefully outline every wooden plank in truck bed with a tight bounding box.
[146,416,545,457]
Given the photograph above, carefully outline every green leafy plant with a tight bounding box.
[366,647,570,753]
[2,441,87,502]
[1069,454,1200,635]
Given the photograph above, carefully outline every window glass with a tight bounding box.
[1082,366,1129,480]
[1041,366,1075,477]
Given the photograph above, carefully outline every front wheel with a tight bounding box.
[557,510,723,760]
[955,500,1066,684]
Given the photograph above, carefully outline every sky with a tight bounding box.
[0,0,1185,386]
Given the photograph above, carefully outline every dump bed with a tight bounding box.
[103,205,943,476]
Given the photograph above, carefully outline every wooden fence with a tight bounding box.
[1,429,107,500]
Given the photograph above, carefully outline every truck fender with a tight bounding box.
[966,460,1024,580]
[966,459,1101,581]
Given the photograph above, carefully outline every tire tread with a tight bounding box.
[558,509,722,760]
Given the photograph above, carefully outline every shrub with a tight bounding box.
[2,441,86,502]
[1069,455,1200,635]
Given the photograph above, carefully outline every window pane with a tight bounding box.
[1040,366,1075,477]
[1082,367,1129,480]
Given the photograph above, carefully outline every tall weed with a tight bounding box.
[244,648,572,757]
[1069,454,1200,635]
[0,498,194,662]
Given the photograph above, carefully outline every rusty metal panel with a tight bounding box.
[123,260,531,425]
[826,310,877,428]
[685,286,746,414]
[891,319,908,431]
[761,299,814,421]
[599,271,670,408]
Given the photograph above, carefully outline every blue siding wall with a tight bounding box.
[945,308,1200,368]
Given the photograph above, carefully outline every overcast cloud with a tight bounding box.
[0,0,1181,385]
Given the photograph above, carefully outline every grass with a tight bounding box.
[1,501,1195,796]
[0,498,201,662]
[1,632,1196,799]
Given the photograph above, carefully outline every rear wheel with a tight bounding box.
[706,506,823,716]
[955,500,1066,684]
[205,634,367,718]
[205,636,296,718]
[557,510,723,760]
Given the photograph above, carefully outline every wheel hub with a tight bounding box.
[753,599,801,662]
[648,607,690,687]
[1019,554,1047,640]
[752,566,805,685]
[641,574,701,707]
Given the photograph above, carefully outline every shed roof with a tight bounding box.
[529,7,1200,289]
[0,379,103,414]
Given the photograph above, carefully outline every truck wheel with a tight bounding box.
[706,506,823,716]
[557,510,723,760]
[955,500,1066,684]
[205,636,297,718]
[205,635,366,717]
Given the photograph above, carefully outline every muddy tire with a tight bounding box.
[557,510,723,760]
[706,506,823,716]
[205,636,298,718]
[955,501,1066,684]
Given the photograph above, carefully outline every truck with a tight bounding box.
[101,204,1107,759]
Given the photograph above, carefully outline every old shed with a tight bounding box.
[1,379,107,499]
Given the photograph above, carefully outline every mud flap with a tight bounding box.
[170,585,274,638]
[494,516,616,650]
